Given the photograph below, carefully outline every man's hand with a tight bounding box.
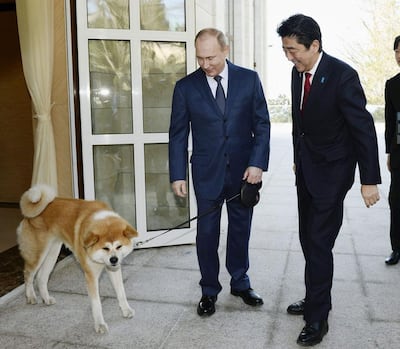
[361,184,380,208]
[171,180,187,197]
[243,166,263,184]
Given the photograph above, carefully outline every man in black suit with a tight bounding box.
[277,14,381,346]
[384,35,400,265]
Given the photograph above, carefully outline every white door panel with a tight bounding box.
[76,0,196,247]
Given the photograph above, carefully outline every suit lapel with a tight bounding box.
[292,54,331,130]
[192,69,213,98]
[192,68,225,116]
[224,61,239,117]
[293,69,302,111]
[307,54,330,108]
[292,68,302,122]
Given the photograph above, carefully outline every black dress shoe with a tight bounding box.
[231,288,264,306]
[297,320,328,346]
[287,299,305,315]
[197,295,217,316]
[385,250,400,265]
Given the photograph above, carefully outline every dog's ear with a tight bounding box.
[84,232,100,249]
[124,225,139,238]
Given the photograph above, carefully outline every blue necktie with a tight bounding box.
[214,75,225,113]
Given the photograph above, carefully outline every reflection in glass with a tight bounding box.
[142,41,186,133]
[89,40,133,134]
[140,0,185,31]
[145,144,189,231]
[87,0,129,29]
[93,145,136,227]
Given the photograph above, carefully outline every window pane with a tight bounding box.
[93,145,136,227]
[144,144,189,231]
[140,0,185,31]
[89,40,133,134]
[141,41,186,133]
[87,0,130,29]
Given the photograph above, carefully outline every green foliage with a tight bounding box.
[369,105,385,122]
[267,97,385,123]
[343,0,400,106]
[267,95,291,122]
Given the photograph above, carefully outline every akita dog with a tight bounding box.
[17,185,138,333]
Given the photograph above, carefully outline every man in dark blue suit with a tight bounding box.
[277,14,381,346]
[169,28,270,316]
[384,35,400,265]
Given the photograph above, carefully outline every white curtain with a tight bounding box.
[15,0,57,192]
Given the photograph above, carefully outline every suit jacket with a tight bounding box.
[291,53,381,196]
[385,72,400,169]
[169,60,270,200]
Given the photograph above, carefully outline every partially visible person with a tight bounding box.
[384,35,400,265]
[277,14,381,346]
[169,28,270,317]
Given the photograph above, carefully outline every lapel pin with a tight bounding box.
[321,77,325,83]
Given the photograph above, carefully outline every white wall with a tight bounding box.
[195,0,214,30]
[194,0,268,91]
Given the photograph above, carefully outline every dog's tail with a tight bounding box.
[20,184,57,218]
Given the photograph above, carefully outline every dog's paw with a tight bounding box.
[95,322,109,334]
[43,296,56,305]
[121,306,135,318]
[26,296,38,305]
[26,287,37,304]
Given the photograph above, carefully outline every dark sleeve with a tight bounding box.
[385,79,396,154]
[168,82,190,183]
[338,68,381,184]
[249,72,271,171]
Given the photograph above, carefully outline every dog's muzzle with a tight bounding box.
[109,256,119,266]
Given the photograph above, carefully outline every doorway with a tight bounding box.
[0,1,33,253]
[0,1,32,297]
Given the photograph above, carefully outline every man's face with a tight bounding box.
[395,43,400,67]
[281,36,320,72]
[195,34,229,77]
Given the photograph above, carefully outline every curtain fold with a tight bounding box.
[15,0,57,192]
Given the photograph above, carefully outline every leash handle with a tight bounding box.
[135,193,240,247]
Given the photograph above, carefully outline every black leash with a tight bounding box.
[134,192,240,247]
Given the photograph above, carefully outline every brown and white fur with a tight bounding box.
[17,184,138,334]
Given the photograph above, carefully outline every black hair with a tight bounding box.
[277,14,322,52]
[394,35,400,50]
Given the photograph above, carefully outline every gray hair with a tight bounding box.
[195,28,228,49]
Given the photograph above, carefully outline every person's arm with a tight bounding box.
[338,68,381,207]
[360,184,380,208]
[338,68,381,186]
[168,82,190,192]
[384,80,396,156]
[171,180,187,197]
[243,166,263,184]
[248,73,271,172]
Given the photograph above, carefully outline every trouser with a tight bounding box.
[296,169,346,323]
[195,184,253,297]
[389,167,400,251]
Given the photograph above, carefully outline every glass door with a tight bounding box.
[76,0,196,247]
